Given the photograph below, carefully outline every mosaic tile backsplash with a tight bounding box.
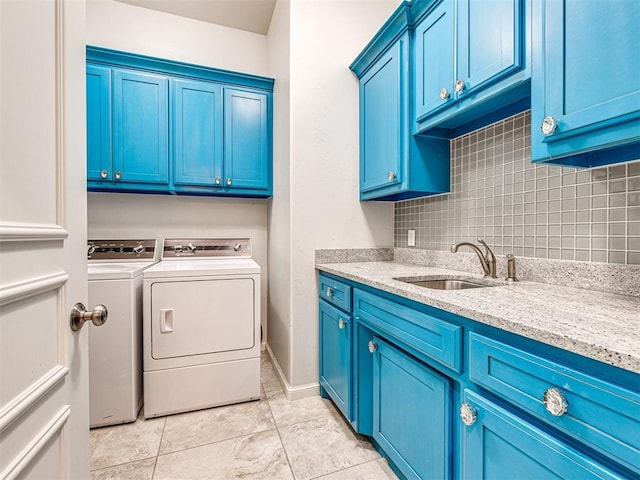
[395,111,640,265]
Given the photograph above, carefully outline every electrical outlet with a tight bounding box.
[407,229,416,247]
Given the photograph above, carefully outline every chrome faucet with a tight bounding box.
[451,238,497,278]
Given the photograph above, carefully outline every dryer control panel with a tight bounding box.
[162,238,252,259]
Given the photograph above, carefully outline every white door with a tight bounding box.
[0,1,90,478]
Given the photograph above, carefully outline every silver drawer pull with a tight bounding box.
[326,287,334,297]
[543,388,568,416]
[338,318,347,329]
[460,403,477,426]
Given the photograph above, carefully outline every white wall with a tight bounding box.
[86,1,271,339]
[268,0,399,393]
[266,0,293,381]
[86,0,268,75]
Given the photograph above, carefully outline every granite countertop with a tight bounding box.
[316,261,640,374]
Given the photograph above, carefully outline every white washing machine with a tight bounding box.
[88,239,158,428]
[142,238,261,419]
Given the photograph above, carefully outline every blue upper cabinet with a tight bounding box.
[86,46,274,198]
[351,4,450,201]
[223,88,271,194]
[113,69,169,185]
[531,0,640,168]
[359,40,404,195]
[414,0,529,137]
[86,65,111,182]
[414,0,455,120]
[173,79,222,187]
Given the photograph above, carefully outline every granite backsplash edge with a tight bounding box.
[316,248,640,297]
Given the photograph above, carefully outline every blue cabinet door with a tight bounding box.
[319,300,351,420]
[372,337,450,480]
[531,0,640,166]
[415,0,455,122]
[223,88,270,192]
[113,69,168,184]
[461,390,624,480]
[457,0,523,96]
[173,79,222,187]
[359,39,405,195]
[86,65,111,181]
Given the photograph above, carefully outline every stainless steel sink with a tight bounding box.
[395,277,495,290]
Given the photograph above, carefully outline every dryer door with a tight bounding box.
[150,277,255,359]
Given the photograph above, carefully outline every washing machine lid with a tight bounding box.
[89,261,159,280]
[143,258,260,278]
[87,239,159,280]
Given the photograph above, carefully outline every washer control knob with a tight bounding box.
[133,244,145,255]
[174,244,183,254]
[87,245,96,257]
[187,243,197,253]
[233,243,242,252]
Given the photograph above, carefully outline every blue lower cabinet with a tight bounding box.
[319,300,352,421]
[460,390,625,480]
[372,336,450,480]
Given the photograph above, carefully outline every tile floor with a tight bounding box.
[90,355,399,480]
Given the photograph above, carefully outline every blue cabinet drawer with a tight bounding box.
[354,289,462,372]
[469,333,640,474]
[318,275,352,312]
[461,389,626,480]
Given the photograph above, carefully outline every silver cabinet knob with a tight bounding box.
[100,170,108,179]
[133,244,145,255]
[541,116,558,135]
[215,177,221,185]
[368,340,378,353]
[115,171,121,180]
[326,287,334,297]
[186,243,197,253]
[439,87,450,100]
[388,171,396,182]
[543,388,568,416]
[455,79,466,93]
[460,403,477,426]
[338,318,347,329]
[70,303,108,332]
[226,178,232,186]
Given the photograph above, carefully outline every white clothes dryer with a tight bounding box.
[88,239,158,428]
[142,238,261,419]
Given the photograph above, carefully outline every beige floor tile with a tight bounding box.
[267,390,333,428]
[159,400,275,454]
[279,410,380,480]
[90,417,165,470]
[89,458,156,480]
[315,458,399,480]
[154,429,293,480]
[261,356,282,393]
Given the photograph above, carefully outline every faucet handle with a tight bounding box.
[477,238,494,259]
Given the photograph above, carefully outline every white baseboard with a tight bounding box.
[265,344,319,401]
